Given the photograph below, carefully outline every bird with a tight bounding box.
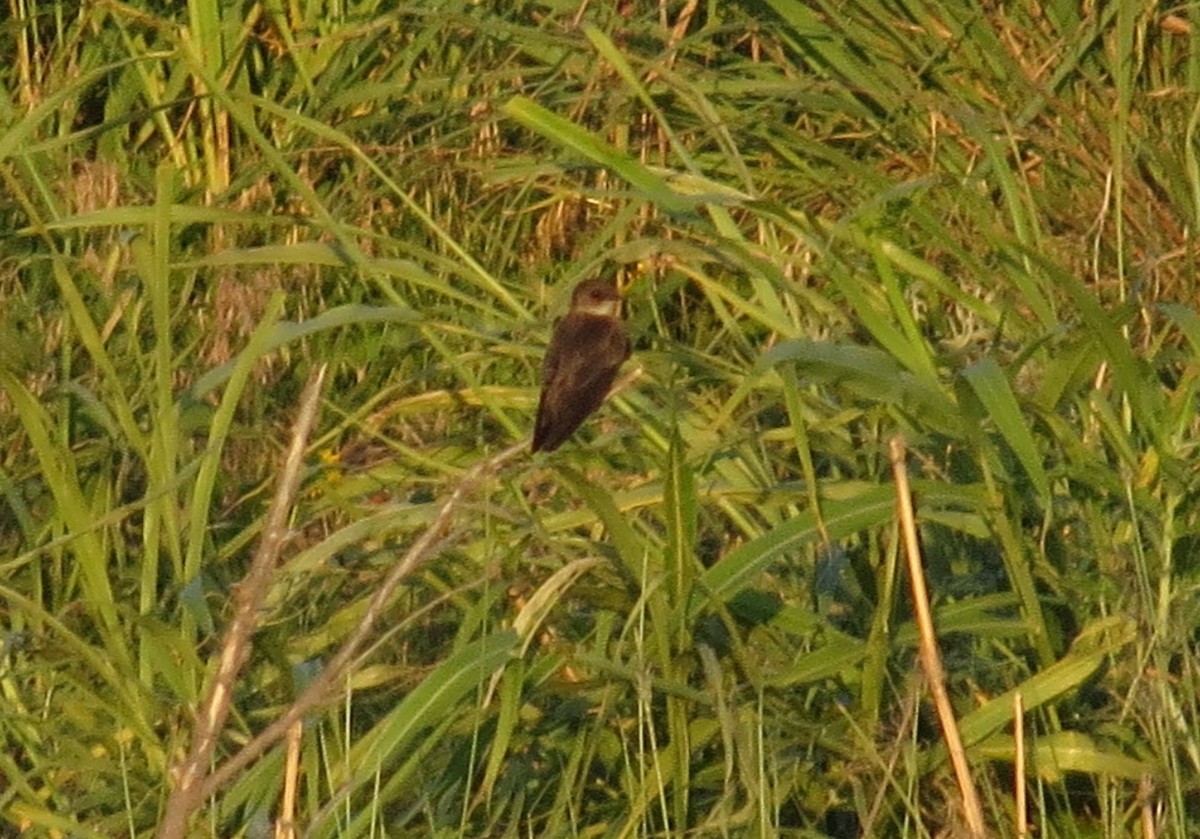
[531,278,630,453]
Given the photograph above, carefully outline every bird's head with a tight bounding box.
[569,278,622,318]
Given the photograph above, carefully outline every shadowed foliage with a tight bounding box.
[1,1,1198,837]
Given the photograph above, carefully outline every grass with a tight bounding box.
[2,0,1199,836]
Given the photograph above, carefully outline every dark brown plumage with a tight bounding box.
[531,278,630,453]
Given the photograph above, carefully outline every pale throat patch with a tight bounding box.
[574,299,621,318]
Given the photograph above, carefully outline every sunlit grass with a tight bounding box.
[1,1,1198,837]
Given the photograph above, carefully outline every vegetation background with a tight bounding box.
[2,0,1199,836]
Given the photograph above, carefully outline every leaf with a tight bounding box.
[502,96,699,218]
[663,429,698,630]
[693,484,897,616]
[925,616,1137,769]
[974,731,1157,781]
[759,340,962,435]
[961,356,1050,498]
[188,304,419,399]
[341,630,519,786]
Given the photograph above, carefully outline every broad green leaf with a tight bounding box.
[926,616,1136,769]
[962,356,1050,499]
[189,304,419,398]
[340,630,519,787]
[760,340,962,435]
[502,96,699,218]
[975,731,1156,781]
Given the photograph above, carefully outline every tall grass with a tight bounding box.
[1,1,1198,836]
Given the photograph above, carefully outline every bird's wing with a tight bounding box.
[533,316,627,451]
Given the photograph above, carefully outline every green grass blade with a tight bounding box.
[961,356,1051,499]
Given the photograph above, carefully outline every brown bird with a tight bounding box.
[532,278,630,453]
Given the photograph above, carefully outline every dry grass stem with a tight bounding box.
[890,435,986,838]
[188,439,527,806]
[157,364,329,838]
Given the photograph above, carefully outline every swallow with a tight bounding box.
[531,278,630,453]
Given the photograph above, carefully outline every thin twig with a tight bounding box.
[275,719,302,839]
[889,435,987,839]
[190,439,527,803]
[1139,775,1157,839]
[1014,691,1026,839]
[156,364,328,839]
[860,686,920,835]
